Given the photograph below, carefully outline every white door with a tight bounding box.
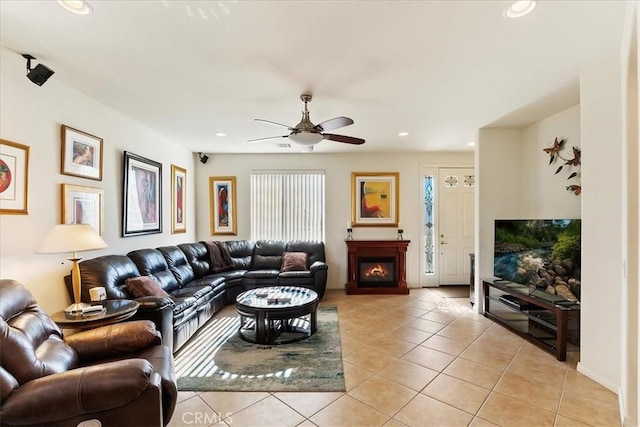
[438,168,475,285]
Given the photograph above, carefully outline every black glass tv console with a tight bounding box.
[483,279,580,361]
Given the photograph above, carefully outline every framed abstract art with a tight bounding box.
[171,164,186,234]
[61,184,104,235]
[351,172,399,227]
[209,176,236,235]
[122,151,162,236]
[61,125,103,181]
[0,139,29,215]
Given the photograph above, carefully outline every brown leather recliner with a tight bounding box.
[0,279,177,427]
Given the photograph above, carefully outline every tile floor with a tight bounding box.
[168,288,621,427]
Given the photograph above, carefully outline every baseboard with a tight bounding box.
[576,362,619,393]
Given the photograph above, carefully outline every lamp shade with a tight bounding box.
[36,224,107,254]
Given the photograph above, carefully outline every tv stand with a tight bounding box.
[483,279,580,361]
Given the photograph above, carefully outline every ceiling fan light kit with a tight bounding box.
[249,93,365,149]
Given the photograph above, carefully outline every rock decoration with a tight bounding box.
[536,259,580,301]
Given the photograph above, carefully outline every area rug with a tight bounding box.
[174,306,345,392]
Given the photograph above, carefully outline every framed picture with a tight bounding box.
[122,151,162,236]
[61,184,104,235]
[0,139,29,215]
[171,164,186,234]
[209,176,237,235]
[61,125,103,181]
[351,172,399,227]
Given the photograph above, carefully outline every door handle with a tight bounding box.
[440,241,448,245]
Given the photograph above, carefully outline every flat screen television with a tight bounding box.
[493,219,581,302]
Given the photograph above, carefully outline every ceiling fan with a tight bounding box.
[248,93,365,151]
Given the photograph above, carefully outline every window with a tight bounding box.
[250,171,325,241]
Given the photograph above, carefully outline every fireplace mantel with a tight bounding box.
[345,239,411,295]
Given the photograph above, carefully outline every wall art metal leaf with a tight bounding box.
[543,137,581,196]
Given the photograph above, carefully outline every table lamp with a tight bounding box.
[37,224,107,314]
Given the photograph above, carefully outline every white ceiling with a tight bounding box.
[0,1,626,154]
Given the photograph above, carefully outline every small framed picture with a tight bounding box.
[0,139,30,215]
[171,164,187,234]
[61,184,104,236]
[351,172,400,227]
[209,176,237,235]
[61,125,103,181]
[122,151,162,237]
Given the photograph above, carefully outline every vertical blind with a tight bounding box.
[250,171,325,241]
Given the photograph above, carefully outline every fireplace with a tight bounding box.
[345,239,410,295]
[358,257,396,288]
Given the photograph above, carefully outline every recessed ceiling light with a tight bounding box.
[215,132,227,137]
[398,132,409,137]
[57,0,93,15]
[504,0,536,18]
[467,141,476,146]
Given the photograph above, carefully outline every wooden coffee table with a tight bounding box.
[236,286,318,345]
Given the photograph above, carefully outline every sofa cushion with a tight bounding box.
[253,255,281,270]
[157,246,195,286]
[223,240,255,269]
[127,249,180,293]
[125,276,170,298]
[178,243,211,278]
[281,252,308,271]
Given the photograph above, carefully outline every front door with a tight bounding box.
[438,168,475,285]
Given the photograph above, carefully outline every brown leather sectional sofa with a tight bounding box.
[75,240,328,352]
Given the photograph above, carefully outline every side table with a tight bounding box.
[51,299,139,330]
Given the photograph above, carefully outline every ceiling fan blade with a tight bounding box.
[315,116,354,132]
[247,135,289,143]
[323,133,365,145]
[255,118,294,130]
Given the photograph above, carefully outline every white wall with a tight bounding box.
[193,151,473,290]
[578,53,624,394]
[0,47,196,313]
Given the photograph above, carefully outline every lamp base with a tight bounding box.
[64,302,92,315]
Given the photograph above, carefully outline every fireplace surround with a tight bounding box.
[345,239,410,295]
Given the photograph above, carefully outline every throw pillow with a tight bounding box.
[281,252,308,272]
[125,276,170,298]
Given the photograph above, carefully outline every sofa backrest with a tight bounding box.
[127,249,180,293]
[252,240,287,270]
[157,246,195,286]
[222,240,255,270]
[178,243,211,278]
[286,240,325,265]
[79,255,141,300]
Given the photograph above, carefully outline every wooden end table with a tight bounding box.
[51,299,139,330]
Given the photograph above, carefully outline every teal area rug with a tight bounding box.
[174,306,345,392]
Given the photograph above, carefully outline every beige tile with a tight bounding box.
[459,341,517,371]
[443,358,504,389]
[349,375,417,417]
[563,370,619,405]
[401,345,455,372]
[177,391,198,403]
[274,392,343,418]
[395,393,473,426]
[421,334,470,356]
[388,324,433,344]
[436,324,483,343]
[384,418,408,427]
[309,394,390,427]
[494,371,562,411]
[168,395,224,427]
[468,417,500,427]
[296,421,318,427]
[343,345,398,372]
[226,395,305,427]
[478,392,556,427]
[554,414,593,426]
[377,358,439,391]
[508,352,567,387]
[422,373,490,415]
[406,318,447,334]
[199,391,270,415]
[369,334,418,358]
[558,390,621,427]
[421,309,462,325]
[343,360,375,392]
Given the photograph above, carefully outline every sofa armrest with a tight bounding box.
[309,261,328,273]
[135,295,175,311]
[66,320,161,362]
[1,359,160,425]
